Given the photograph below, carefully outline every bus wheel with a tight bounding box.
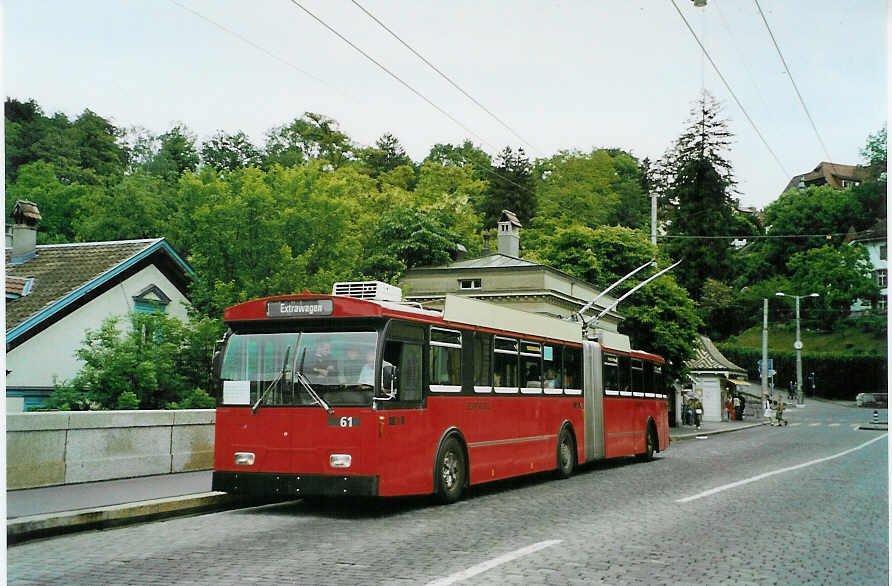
[435,436,465,504]
[636,425,656,461]
[555,427,576,479]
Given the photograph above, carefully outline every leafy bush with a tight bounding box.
[166,388,217,410]
[717,344,887,399]
[44,310,223,411]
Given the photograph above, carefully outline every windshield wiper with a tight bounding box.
[295,347,334,415]
[252,345,291,414]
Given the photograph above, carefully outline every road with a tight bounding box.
[8,400,888,585]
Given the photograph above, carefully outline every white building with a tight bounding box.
[5,201,194,411]
[847,218,887,314]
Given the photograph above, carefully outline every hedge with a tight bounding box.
[716,344,887,400]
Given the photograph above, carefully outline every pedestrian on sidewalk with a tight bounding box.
[733,394,741,421]
[738,393,746,420]
[724,395,734,421]
[692,396,703,430]
[763,394,774,423]
[787,380,796,401]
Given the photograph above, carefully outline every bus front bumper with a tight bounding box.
[212,470,379,497]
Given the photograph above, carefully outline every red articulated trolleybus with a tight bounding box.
[212,281,670,503]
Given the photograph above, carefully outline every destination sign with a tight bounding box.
[266,299,334,318]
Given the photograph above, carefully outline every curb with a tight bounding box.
[7,492,260,544]
[670,422,767,441]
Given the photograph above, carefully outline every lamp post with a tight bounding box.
[775,292,820,406]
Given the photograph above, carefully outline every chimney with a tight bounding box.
[497,210,521,257]
[8,200,41,264]
[482,231,491,254]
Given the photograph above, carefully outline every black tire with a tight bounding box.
[636,425,656,461]
[435,436,465,504]
[555,427,576,479]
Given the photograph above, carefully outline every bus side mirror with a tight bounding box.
[212,338,226,381]
[380,364,398,399]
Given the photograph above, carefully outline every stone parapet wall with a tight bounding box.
[7,410,215,490]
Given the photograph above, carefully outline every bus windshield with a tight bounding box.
[220,331,378,407]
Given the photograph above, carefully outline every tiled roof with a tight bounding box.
[847,217,887,244]
[687,335,746,376]
[5,238,177,334]
[6,276,32,297]
[782,162,869,194]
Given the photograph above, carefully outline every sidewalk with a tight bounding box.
[6,471,260,544]
[670,417,766,440]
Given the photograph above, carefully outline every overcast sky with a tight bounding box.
[4,0,887,209]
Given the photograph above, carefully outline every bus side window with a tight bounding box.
[564,346,582,393]
[430,327,462,390]
[383,340,423,402]
[631,359,644,395]
[383,322,425,404]
[473,333,493,392]
[603,353,619,393]
[543,344,562,391]
[643,361,653,395]
[618,355,630,393]
[493,336,518,391]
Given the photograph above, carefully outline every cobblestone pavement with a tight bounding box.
[8,401,887,585]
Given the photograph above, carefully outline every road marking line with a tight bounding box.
[829,423,841,427]
[426,540,562,586]
[809,423,821,426]
[790,422,802,426]
[676,433,888,503]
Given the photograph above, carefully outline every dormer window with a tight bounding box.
[459,278,482,290]
[132,284,171,314]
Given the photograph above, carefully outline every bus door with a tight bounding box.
[375,321,427,496]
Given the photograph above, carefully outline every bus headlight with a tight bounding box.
[234,452,255,466]
[330,454,352,468]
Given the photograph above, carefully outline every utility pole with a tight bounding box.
[650,191,657,246]
[761,298,768,398]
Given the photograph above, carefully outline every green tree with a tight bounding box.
[528,224,700,383]
[200,130,262,172]
[265,112,354,169]
[786,244,878,329]
[360,132,414,179]
[477,146,536,228]
[5,161,93,243]
[855,125,887,218]
[659,91,752,299]
[72,172,169,242]
[361,207,462,282]
[424,140,492,183]
[754,185,866,274]
[146,125,199,181]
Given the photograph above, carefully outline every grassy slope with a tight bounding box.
[724,325,887,355]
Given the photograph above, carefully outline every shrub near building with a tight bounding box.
[43,311,221,410]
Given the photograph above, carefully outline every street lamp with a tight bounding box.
[775,292,820,406]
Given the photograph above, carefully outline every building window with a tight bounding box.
[880,245,887,261]
[877,296,887,314]
[459,278,481,290]
[132,284,171,314]
[877,269,887,289]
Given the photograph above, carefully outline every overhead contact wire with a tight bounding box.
[669,0,789,179]
[350,0,544,157]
